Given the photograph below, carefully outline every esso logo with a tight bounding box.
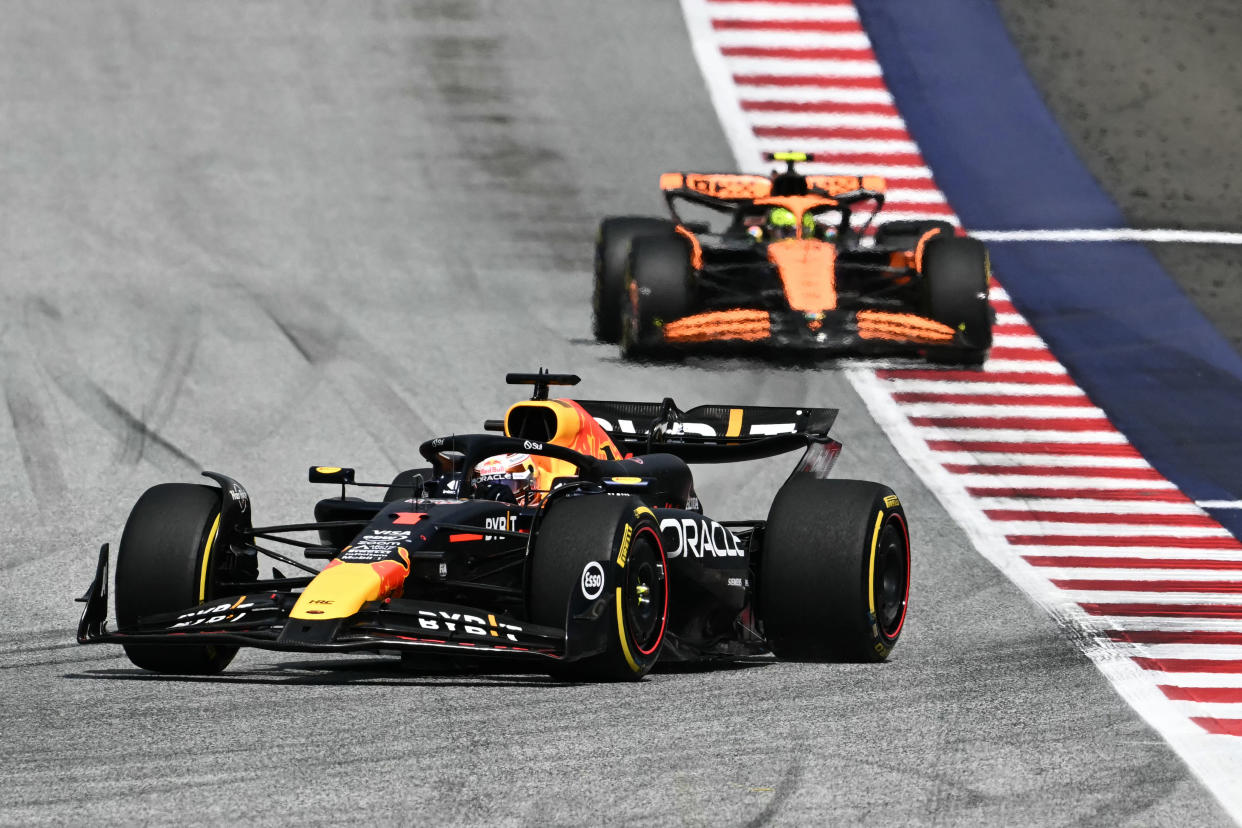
[580,561,605,600]
[523,440,544,452]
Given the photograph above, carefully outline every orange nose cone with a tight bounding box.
[767,240,839,312]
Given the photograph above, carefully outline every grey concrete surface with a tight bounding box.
[995,0,1242,354]
[0,1,1230,825]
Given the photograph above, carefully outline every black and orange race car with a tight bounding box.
[77,371,911,680]
[593,152,992,364]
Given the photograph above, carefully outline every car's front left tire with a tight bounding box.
[528,495,668,680]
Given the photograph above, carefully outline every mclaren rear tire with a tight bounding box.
[920,236,992,365]
[115,483,238,674]
[594,216,675,344]
[529,495,668,681]
[759,476,910,663]
[619,232,692,361]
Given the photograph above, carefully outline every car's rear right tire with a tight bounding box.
[619,232,692,361]
[759,476,910,663]
[594,216,675,343]
[115,483,238,674]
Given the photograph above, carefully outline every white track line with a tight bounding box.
[706,3,860,23]
[714,31,872,49]
[723,57,884,77]
[735,86,897,105]
[974,229,1242,244]
[977,498,1207,515]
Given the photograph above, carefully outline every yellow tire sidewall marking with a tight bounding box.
[198,513,221,603]
[616,586,641,673]
[867,510,884,617]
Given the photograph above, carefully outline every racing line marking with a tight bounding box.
[680,0,1242,820]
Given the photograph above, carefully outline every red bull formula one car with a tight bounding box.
[593,152,993,364]
[77,371,911,680]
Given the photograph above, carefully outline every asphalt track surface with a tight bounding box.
[996,0,1242,357]
[0,2,1232,826]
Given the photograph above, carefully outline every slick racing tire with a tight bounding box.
[760,477,910,663]
[115,483,238,674]
[529,495,668,681]
[920,236,992,366]
[619,232,692,361]
[594,216,675,343]
[874,219,955,250]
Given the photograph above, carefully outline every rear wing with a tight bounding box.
[659,172,887,201]
[572,398,840,470]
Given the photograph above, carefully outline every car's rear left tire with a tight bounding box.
[594,216,675,344]
[759,476,910,662]
[528,495,667,680]
[620,232,692,361]
[115,483,239,674]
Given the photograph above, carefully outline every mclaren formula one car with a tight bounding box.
[593,152,993,364]
[77,371,911,680]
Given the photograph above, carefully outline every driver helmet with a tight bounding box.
[472,453,537,504]
[766,206,798,240]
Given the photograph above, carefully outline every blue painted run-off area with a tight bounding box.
[855,0,1242,535]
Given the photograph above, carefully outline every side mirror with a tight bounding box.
[309,466,355,485]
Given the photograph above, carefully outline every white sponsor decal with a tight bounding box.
[340,529,410,562]
[659,517,744,559]
[580,561,605,600]
[171,600,257,628]
[416,610,521,641]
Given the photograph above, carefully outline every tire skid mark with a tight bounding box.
[743,756,804,828]
[116,307,200,466]
[260,299,339,366]
[258,292,436,455]
[24,297,199,474]
[1,345,67,506]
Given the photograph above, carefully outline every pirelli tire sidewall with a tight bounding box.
[528,494,668,680]
[759,476,910,663]
[114,483,238,674]
[919,235,993,363]
[594,216,675,344]
[620,231,693,360]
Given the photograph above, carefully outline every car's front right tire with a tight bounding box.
[115,483,238,674]
[619,232,692,361]
[594,216,675,344]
